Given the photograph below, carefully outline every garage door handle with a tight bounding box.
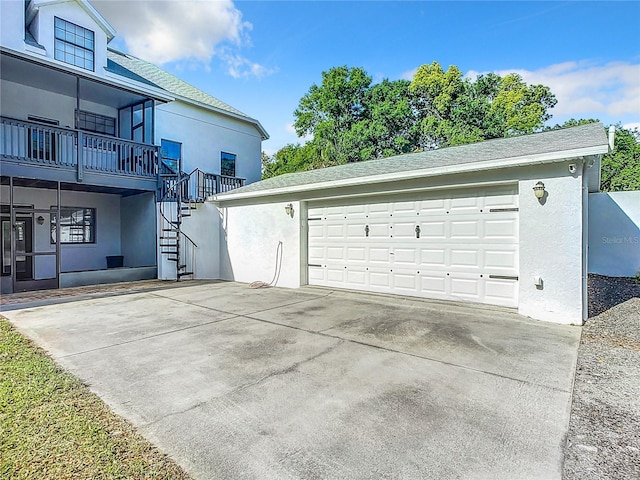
[365,225,369,237]
[415,225,420,238]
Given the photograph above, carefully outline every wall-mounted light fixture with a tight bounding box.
[284,203,294,218]
[37,215,45,225]
[532,181,546,200]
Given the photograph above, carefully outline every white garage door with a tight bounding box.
[307,188,519,308]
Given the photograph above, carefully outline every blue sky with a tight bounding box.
[95,1,640,154]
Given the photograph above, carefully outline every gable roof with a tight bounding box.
[27,0,116,42]
[107,48,269,140]
[219,123,609,200]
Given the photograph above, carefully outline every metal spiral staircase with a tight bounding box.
[159,169,199,281]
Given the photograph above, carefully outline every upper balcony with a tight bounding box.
[1,115,159,191]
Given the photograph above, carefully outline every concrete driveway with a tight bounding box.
[3,282,580,480]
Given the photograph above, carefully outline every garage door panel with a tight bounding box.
[392,272,417,292]
[327,268,346,283]
[347,269,366,286]
[450,276,481,299]
[420,274,447,295]
[368,223,389,238]
[450,249,480,268]
[369,270,391,287]
[308,266,325,282]
[484,218,518,239]
[485,249,518,271]
[308,188,519,308]
[369,247,391,263]
[347,247,366,262]
[418,199,446,215]
[392,222,417,239]
[484,194,518,209]
[347,223,367,238]
[326,246,344,261]
[450,196,481,214]
[326,224,345,238]
[484,280,519,306]
[421,248,446,267]
[308,246,325,263]
[450,220,480,239]
[392,248,418,265]
[421,221,446,238]
[346,204,366,215]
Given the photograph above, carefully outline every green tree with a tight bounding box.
[294,66,372,165]
[601,125,640,192]
[273,62,559,178]
[409,62,557,149]
[262,143,321,179]
[546,119,640,192]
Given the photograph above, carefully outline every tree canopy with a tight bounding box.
[262,62,639,191]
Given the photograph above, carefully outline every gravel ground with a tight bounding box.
[563,275,640,480]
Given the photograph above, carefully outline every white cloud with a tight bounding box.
[466,60,640,120]
[623,122,640,131]
[219,49,277,79]
[94,0,274,78]
[285,123,313,143]
[400,67,418,81]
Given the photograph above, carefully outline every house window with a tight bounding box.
[221,152,236,177]
[51,207,96,244]
[160,139,181,174]
[77,111,116,136]
[54,17,95,71]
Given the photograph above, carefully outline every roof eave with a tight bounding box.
[213,144,609,203]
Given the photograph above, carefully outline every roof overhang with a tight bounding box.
[27,0,116,42]
[213,144,608,203]
[1,47,174,103]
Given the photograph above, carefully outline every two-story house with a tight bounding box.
[0,0,268,293]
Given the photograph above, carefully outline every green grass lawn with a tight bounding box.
[0,318,191,479]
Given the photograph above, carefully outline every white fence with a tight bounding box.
[588,191,640,277]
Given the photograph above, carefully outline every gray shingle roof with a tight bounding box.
[228,123,608,196]
[106,48,267,138]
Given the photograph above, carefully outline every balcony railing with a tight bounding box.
[159,168,245,201]
[0,116,158,180]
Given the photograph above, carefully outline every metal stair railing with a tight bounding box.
[159,169,199,281]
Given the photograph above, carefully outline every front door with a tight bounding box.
[10,207,58,293]
[2,216,33,281]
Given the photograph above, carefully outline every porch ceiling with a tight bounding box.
[0,176,150,197]
[1,52,156,109]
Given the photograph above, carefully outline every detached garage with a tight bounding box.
[199,123,610,325]
[307,187,520,307]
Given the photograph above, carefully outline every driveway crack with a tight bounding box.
[143,340,343,428]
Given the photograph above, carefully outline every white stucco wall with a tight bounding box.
[180,202,221,280]
[588,191,640,277]
[121,192,156,268]
[155,101,263,184]
[0,0,25,51]
[218,201,302,288]
[517,162,586,325]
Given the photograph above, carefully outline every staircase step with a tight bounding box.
[162,228,177,232]
[178,271,194,277]
[167,257,178,262]
[177,264,187,270]
[159,236,177,240]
